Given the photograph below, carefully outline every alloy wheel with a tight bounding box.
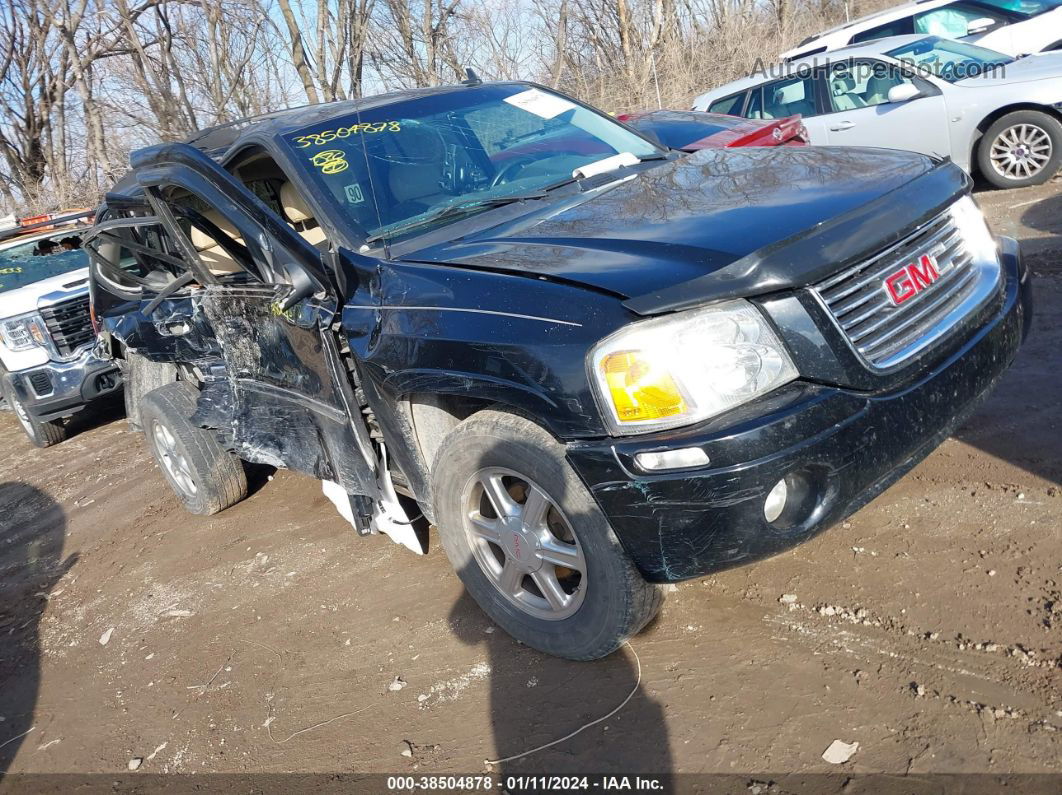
[152,420,198,498]
[461,467,587,620]
[989,123,1053,181]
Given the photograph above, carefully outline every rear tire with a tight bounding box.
[0,379,67,448]
[431,409,663,661]
[978,110,1062,189]
[140,382,247,515]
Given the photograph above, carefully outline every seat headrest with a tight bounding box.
[280,182,315,223]
[190,210,240,252]
[832,76,856,94]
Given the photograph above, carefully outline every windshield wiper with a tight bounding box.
[365,191,549,244]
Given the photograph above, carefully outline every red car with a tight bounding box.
[619,109,807,151]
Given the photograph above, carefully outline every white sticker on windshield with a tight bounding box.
[344,183,365,204]
[503,88,575,119]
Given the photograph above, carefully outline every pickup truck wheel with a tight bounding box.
[0,379,67,448]
[978,111,1062,189]
[140,382,247,515]
[432,409,663,661]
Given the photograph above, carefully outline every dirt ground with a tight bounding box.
[0,181,1059,783]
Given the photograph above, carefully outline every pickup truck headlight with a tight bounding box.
[950,195,997,263]
[0,311,48,352]
[589,299,798,435]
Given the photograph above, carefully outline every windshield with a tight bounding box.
[974,0,1062,17]
[885,36,1014,82]
[281,83,662,242]
[0,233,89,295]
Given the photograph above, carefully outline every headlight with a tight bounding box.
[589,299,798,435]
[950,195,997,264]
[0,311,48,352]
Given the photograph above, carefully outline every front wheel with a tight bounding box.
[140,382,247,515]
[432,409,663,660]
[978,111,1062,189]
[0,379,66,448]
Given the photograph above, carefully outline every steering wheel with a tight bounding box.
[489,156,540,188]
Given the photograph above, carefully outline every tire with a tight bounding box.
[140,382,247,515]
[978,110,1062,189]
[0,378,67,448]
[432,409,663,661]
[123,352,177,432]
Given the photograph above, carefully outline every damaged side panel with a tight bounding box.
[187,284,377,497]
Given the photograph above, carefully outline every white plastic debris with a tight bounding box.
[822,739,859,764]
[388,676,407,692]
[99,628,114,646]
[779,594,798,605]
[127,757,143,771]
[400,740,413,758]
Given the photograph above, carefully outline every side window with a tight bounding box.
[827,60,915,112]
[851,17,915,44]
[746,76,817,120]
[88,218,190,296]
[914,3,1007,36]
[707,92,747,115]
[167,191,256,279]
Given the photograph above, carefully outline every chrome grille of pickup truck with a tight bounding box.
[39,294,93,357]
[813,209,997,370]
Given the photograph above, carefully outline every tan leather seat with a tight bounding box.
[864,76,896,106]
[189,210,244,275]
[280,182,328,248]
[831,76,868,111]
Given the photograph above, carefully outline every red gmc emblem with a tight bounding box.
[883,254,940,306]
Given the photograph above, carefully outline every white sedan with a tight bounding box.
[693,35,1062,188]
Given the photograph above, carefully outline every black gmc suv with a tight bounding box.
[86,81,1031,660]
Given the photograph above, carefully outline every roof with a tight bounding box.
[182,84,483,157]
[698,34,933,100]
[796,0,950,44]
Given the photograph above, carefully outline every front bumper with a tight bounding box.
[566,237,1031,583]
[4,346,122,421]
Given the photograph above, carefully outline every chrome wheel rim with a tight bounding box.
[461,467,587,621]
[12,398,34,436]
[152,420,198,498]
[990,123,1053,181]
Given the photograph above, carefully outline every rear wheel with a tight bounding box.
[0,379,66,448]
[140,382,247,515]
[978,111,1062,189]
[432,409,663,660]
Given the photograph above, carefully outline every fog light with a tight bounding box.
[635,447,709,471]
[764,478,788,523]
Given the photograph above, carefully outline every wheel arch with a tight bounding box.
[403,391,569,521]
[970,103,1062,175]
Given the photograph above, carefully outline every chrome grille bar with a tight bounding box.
[812,206,1001,370]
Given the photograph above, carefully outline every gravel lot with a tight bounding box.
[0,181,1059,781]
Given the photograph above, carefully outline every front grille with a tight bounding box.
[813,209,997,370]
[29,371,53,396]
[39,294,93,357]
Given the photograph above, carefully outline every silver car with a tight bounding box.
[693,35,1062,188]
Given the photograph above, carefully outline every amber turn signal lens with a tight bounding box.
[601,351,687,423]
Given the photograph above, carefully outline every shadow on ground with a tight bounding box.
[0,483,74,772]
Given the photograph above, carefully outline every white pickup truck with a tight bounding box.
[0,212,122,447]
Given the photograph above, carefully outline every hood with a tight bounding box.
[0,267,89,319]
[402,146,942,301]
[957,52,1062,85]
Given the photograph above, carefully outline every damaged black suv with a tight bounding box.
[87,81,1031,660]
